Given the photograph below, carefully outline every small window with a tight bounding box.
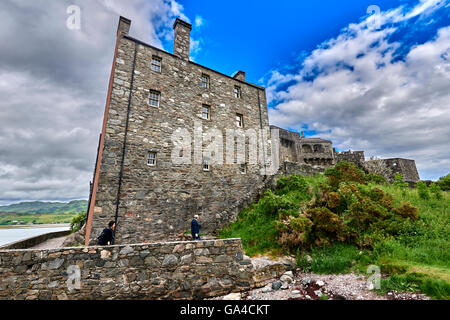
[147,152,157,166]
[200,74,210,88]
[240,163,247,174]
[203,160,210,171]
[236,113,243,128]
[234,86,241,98]
[151,56,161,72]
[202,105,210,120]
[149,90,160,107]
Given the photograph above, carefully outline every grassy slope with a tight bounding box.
[0,200,87,225]
[219,174,450,299]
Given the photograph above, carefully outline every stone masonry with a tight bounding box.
[0,239,255,300]
[85,17,271,244]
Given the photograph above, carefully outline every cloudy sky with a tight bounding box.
[0,0,448,205]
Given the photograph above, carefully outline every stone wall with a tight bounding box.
[335,151,366,170]
[87,17,271,244]
[0,239,255,300]
[382,158,420,182]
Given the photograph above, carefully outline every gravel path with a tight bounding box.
[30,236,68,250]
[216,269,430,301]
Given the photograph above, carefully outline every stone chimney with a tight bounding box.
[233,71,246,82]
[118,16,131,36]
[173,18,192,61]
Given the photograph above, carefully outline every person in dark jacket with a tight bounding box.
[97,221,115,245]
[191,215,201,240]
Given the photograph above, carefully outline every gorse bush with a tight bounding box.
[220,162,450,299]
[272,162,420,250]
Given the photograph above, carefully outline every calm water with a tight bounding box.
[0,225,70,247]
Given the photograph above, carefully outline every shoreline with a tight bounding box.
[0,224,70,229]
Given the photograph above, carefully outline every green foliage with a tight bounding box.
[379,273,450,300]
[0,200,88,226]
[220,163,450,299]
[393,173,408,195]
[366,173,388,185]
[324,161,365,191]
[70,212,86,233]
[416,181,430,200]
[436,174,450,191]
[429,183,443,200]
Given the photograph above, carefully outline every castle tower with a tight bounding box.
[85,16,270,245]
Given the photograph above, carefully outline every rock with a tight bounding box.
[222,293,241,300]
[162,254,178,267]
[314,290,323,297]
[306,255,313,263]
[316,280,325,287]
[281,283,289,290]
[100,250,111,259]
[301,277,312,285]
[305,295,311,300]
[180,254,193,264]
[262,286,272,293]
[291,294,302,299]
[272,281,282,291]
[279,256,296,270]
[280,275,293,283]
[139,250,150,258]
[48,258,64,270]
[283,271,294,278]
[119,246,134,255]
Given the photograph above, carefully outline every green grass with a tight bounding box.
[0,213,79,225]
[0,200,87,226]
[219,172,450,299]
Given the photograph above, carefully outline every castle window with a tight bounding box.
[240,163,247,174]
[236,113,243,128]
[148,90,160,107]
[203,160,210,171]
[200,74,210,88]
[147,152,157,166]
[202,105,210,120]
[234,86,241,98]
[151,56,161,72]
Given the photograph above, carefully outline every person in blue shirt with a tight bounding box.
[191,215,201,240]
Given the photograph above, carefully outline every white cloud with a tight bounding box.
[195,15,204,28]
[268,0,450,180]
[0,0,188,204]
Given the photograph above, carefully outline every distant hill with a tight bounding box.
[0,200,88,215]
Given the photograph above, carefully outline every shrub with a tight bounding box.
[393,173,408,195]
[366,173,388,184]
[324,161,366,191]
[70,212,85,233]
[416,181,430,200]
[393,202,419,220]
[436,174,450,191]
[275,174,308,195]
[429,183,443,200]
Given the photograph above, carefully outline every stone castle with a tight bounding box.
[84,17,419,245]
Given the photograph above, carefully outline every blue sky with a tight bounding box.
[0,0,448,205]
[163,0,450,180]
